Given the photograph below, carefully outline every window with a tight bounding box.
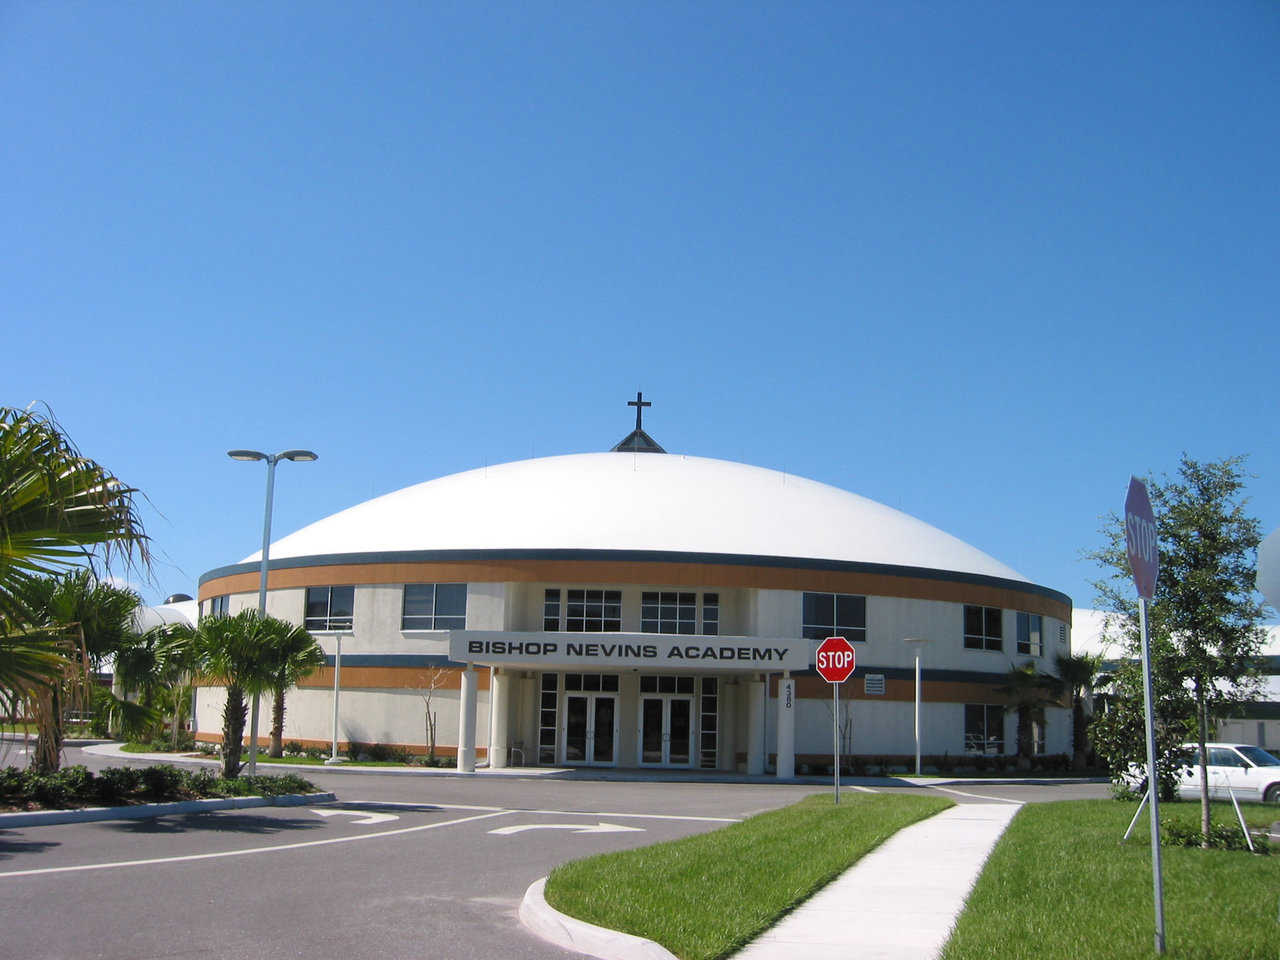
[639,675,696,694]
[543,589,561,631]
[802,593,866,642]
[641,592,695,634]
[538,673,558,764]
[702,594,719,636]
[204,595,229,619]
[565,589,622,632]
[641,592,720,635]
[964,605,1002,651]
[401,583,467,630]
[305,586,354,631]
[699,678,718,769]
[564,673,620,692]
[965,704,1004,754]
[1016,612,1043,656]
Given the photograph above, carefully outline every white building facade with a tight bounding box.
[197,448,1073,775]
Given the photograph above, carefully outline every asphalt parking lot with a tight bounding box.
[0,746,1111,960]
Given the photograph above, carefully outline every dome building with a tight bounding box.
[197,400,1073,775]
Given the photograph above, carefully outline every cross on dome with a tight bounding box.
[628,391,651,431]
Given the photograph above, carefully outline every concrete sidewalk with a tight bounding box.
[521,800,1022,960]
[732,801,1021,960]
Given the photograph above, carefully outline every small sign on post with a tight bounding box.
[1124,476,1166,955]
[816,636,856,804]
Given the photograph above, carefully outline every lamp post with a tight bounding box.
[228,448,317,775]
[326,631,345,765]
[904,637,930,776]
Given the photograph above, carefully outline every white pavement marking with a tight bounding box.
[929,785,1023,804]
[849,785,876,793]
[513,808,740,823]
[489,822,645,836]
[0,809,511,880]
[311,808,400,825]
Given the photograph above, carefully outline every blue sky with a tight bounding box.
[4,2,1277,616]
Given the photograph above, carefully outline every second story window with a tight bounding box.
[641,592,696,634]
[565,589,622,632]
[702,593,719,636]
[402,583,467,630]
[543,589,562,630]
[964,605,1003,651]
[802,592,866,642]
[1016,612,1043,656]
[305,586,354,632]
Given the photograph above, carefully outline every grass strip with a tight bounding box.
[942,799,1280,960]
[545,791,951,960]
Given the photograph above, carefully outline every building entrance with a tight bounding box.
[562,673,620,766]
[637,675,696,767]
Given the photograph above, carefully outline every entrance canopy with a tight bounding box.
[450,631,810,673]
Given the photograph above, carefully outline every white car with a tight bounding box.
[1177,743,1280,803]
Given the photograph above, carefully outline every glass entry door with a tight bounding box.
[564,694,618,766]
[639,695,694,767]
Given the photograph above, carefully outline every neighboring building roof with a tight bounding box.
[133,599,197,632]
[236,452,1033,585]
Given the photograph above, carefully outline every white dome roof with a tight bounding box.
[245,453,1028,583]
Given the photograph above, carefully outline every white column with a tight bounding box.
[776,670,795,779]
[747,675,766,775]
[457,663,477,773]
[489,668,509,769]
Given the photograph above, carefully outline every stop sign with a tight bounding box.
[815,636,856,684]
[1124,476,1159,601]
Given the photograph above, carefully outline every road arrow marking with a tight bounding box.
[488,822,645,836]
[312,808,400,825]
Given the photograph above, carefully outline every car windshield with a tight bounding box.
[1236,745,1280,767]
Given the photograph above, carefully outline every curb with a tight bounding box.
[519,876,677,960]
[0,792,337,828]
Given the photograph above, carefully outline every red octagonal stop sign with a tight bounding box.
[1125,476,1159,601]
[815,636,856,684]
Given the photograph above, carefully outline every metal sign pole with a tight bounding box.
[833,681,840,805]
[1138,597,1166,954]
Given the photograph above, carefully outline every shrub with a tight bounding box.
[284,741,303,757]
[141,765,185,799]
[0,766,25,802]
[346,741,368,762]
[304,746,327,761]
[1162,820,1268,854]
[185,768,220,796]
[94,766,142,805]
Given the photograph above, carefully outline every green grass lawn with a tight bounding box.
[942,799,1280,960]
[544,791,952,960]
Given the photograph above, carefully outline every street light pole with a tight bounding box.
[904,637,929,776]
[228,448,317,776]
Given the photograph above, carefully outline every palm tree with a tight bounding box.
[1054,652,1102,770]
[16,570,142,771]
[0,407,148,738]
[112,625,177,742]
[183,610,275,778]
[258,618,325,758]
[999,662,1056,770]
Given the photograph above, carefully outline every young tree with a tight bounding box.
[1054,651,1102,770]
[998,662,1056,769]
[17,570,142,771]
[184,610,275,778]
[1090,455,1268,831]
[258,618,325,758]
